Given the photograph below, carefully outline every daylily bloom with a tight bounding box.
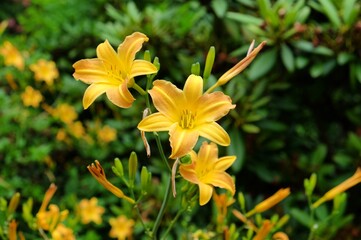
[312,167,361,208]
[30,59,59,86]
[78,197,105,224]
[179,142,236,206]
[51,223,75,240]
[109,215,135,240]
[73,32,158,109]
[246,188,290,217]
[21,86,43,107]
[138,74,235,158]
[0,41,24,70]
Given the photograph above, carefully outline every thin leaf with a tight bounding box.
[319,0,341,27]
[281,44,295,72]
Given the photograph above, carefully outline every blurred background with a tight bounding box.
[1,0,361,239]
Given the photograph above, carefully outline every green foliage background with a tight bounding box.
[0,0,360,239]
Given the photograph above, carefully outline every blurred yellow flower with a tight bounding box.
[51,223,75,240]
[67,121,87,139]
[312,167,361,208]
[6,73,17,90]
[179,142,236,206]
[73,32,158,109]
[109,215,135,240]
[56,128,68,142]
[138,74,235,158]
[30,59,59,86]
[44,103,78,124]
[36,204,69,232]
[0,41,24,70]
[246,188,290,217]
[213,192,235,227]
[97,125,117,143]
[21,86,43,107]
[78,197,105,225]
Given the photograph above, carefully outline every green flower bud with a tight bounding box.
[153,57,160,70]
[179,154,192,165]
[304,173,317,197]
[7,192,20,217]
[112,158,124,177]
[238,192,246,212]
[203,46,215,81]
[140,166,149,194]
[144,50,151,62]
[191,62,200,76]
[128,152,138,188]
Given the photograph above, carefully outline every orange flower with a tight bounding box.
[109,215,135,240]
[138,75,235,158]
[0,41,24,70]
[51,223,75,240]
[73,32,158,109]
[246,188,290,217]
[97,125,117,143]
[78,197,105,224]
[30,59,59,86]
[312,167,361,208]
[179,142,236,205]
[88,160,135,204]
[21,86,43,107]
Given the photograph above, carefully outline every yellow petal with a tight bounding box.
[196,92,235,122]
[169,125,199,159]
[196,142,218,166]
[149,80,185,121]
[137,112,174,131]
[206,172,235,195]
[83,83,112,109]
[183,74,203,104]
[198,122,231,146]
[96,40,121,68]
[105,83,135,108]
[214,156,236,171]
[179,162,199,184]
[118,32,149,71]
[73,59,108,84]
[198,182,213,206]
[130,60,158,78]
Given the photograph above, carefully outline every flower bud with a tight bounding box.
[128,152,138,188]
[203,46,215,81]
[304,173,317,197]
[191,62,200,76]
[153,57,160,70]
[112,158,124,177]
[144,50,151,62]
[7,192,20,217]
[179,154,192,165]
[140,166,149,194]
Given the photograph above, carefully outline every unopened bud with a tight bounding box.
[191,62,200,76]
[7,192,20,217]
[153,57,160,70]
[144,50,151,62]
[128,152,138,188]
[112,158,124,177]
[179,154,192,165]
[203,46,215,81]
[140,166,149,194]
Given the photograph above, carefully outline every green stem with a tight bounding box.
[307,196,316,240]
[133,83,147,95]
[161,207,185,239]
[152,174,172,239]
[129,190,151,237]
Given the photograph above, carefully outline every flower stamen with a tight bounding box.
[180,109,196,129]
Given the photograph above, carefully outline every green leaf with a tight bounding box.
[247,48,277,80]
[311,144,327,165]
[211,0,228,17]
[290,208,313,227]
[228,130,245,172]
[281,44,295,72]
[319,0,341,27]
[225,12,263,25]
[242,124,260,133]
[342,0,358,25]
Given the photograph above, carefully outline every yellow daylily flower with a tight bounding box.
[0,41,24,70]
[21,86,43,108]
[109,215,135,240]
[78,197,105,225]
[73,32,158,109]
[138,74,235,158]
[30,59,59,86]
[179,142,236,206]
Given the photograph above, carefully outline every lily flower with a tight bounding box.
[138,74,235,158]
[73,32,158,109]
[179,142,236,206]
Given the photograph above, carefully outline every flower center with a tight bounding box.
[179,109,196,129]
[107,64,126,83]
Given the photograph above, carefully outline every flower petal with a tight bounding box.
[73,59,108,84]
[196,142,218,166]
[96,40,121,67]
[169,125,199,159]
[83,83,112,109]
[105,82,135,108]
[196,91,235,122]
[179,162,199,184]
[206,172,235,195]
[118,32,149,71]
[183,74,203,104]
[137,113,174,131]
[149,80,185,121]
[198,182,213,206]
[198,122,231,146]
[214,156,237,171]
[130,60,158,78]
